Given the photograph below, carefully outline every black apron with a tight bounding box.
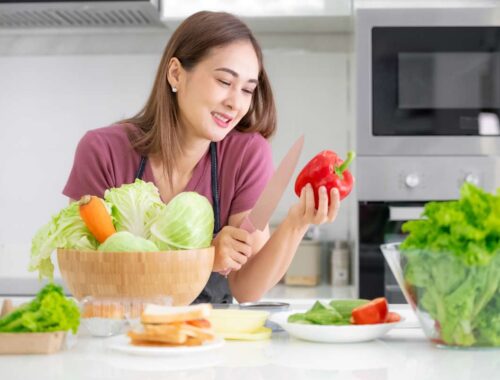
[135,142,232,304]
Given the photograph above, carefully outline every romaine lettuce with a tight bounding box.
[401,183,500,347]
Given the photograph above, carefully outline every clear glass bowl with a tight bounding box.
[381,243,499,349]
[80,296,172,337]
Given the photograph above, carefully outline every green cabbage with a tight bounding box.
[30,180,213,280]
[98,231,158,252]
[150,192,214,250]
[30,201,99,280]
[104,179,164,239]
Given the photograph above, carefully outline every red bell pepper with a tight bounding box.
[294,150,355,207]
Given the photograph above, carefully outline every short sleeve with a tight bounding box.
[62,131,115,200]
[230,135,274,215]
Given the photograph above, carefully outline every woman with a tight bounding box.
[63,11,340,303]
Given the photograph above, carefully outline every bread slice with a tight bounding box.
[128,328,187,344]
[180,323,216,341]
[141,303,212,324]
[130,336,204,347]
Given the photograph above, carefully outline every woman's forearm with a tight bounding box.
[229,216,309,302]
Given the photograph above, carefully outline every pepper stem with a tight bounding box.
[335,151,355,177]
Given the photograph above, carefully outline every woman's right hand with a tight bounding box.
[212,226,252,273]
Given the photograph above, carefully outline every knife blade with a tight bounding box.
[239,135,305,233]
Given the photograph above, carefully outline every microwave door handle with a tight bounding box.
[388,206,425,221]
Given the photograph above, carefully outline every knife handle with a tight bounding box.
[239,216,256,233]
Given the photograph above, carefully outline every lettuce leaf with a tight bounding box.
[30,202,99,280]
[104,179,164,239]
[150,192,214,250]
[0,283,80,333]
[98,231,158,252]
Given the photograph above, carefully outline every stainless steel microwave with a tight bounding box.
[356,6,500,156]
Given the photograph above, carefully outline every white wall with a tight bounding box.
[0,31,353,283]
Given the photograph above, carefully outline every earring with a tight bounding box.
[171,86,177,93]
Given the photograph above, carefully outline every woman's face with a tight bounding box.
[175,40,260,143]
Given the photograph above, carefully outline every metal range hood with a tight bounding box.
[0,0,164,29]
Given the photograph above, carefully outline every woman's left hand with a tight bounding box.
[287,184,340,230]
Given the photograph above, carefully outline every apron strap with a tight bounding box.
[135,156,147,180]
[210,142,221,234]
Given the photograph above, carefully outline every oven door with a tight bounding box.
[358,202,424,303]
[373,27,500,137]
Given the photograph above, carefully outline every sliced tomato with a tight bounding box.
[385,311,401,323]
[186,319,211,328]
[351,297,389,325]
[372,297,388,321]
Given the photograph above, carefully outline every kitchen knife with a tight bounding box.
[239,135,305,233]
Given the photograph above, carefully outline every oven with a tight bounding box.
[354,5,500,302]
[359,202,424,303]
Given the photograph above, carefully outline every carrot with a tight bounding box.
[79,195,116,243]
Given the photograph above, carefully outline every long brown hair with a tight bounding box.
[122,11,277,188]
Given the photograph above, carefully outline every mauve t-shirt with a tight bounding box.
[63,124,274,231]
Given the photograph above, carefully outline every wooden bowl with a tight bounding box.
[57,247,214,306]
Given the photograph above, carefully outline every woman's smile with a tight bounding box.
[211,111,233,128]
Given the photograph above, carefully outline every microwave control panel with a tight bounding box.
[356,156,499,201]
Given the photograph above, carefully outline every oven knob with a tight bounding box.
[405,173,420,188]
[464,173,480,186]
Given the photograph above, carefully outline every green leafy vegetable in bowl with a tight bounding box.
[29,180,215,280]
[399,183,500,347]
[30,201,100,280]
[104,179,164,239]
[150,192,214,250]
[0,283,80,333]
[288,299,369,325]
[97,231,158,252]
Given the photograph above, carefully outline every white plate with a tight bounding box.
[269,310,404,343]
[105,334,225,356]
[392,308,421,329]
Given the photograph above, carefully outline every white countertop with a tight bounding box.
[0,299,498,380]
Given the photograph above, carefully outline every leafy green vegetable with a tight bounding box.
[0,283,80,333]
[401,183,500,266]
[150,192,214,250]
[29,179,215,280]
[30,201,99,280]
[287,300,354,325]
[474,295,500,346]
[98,231,159,252]
[329,299,369,319]
[104,179,164,239]
[400,183,500,347]
[287,313,313,324]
